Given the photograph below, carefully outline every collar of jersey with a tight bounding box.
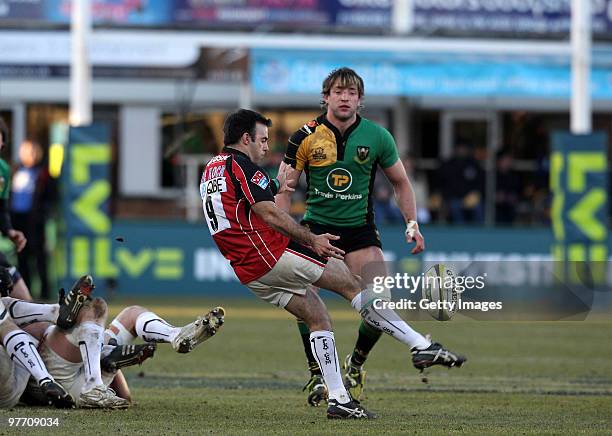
[317,114,361,161]
[223,146,250,160]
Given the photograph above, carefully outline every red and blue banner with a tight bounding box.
[0,0,391,29]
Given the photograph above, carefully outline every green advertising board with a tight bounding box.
[550,132,609,285]
[60,123,115,289]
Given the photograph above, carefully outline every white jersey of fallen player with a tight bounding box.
[34,325,114,406]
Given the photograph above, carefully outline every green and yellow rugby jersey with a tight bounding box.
[284,114,399,227]
[0,159,10,200]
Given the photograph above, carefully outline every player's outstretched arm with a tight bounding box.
[382,160,425,254]
[252,201,344,259]
[275,162,301,211]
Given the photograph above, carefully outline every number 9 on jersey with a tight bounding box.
[200,177,230,235]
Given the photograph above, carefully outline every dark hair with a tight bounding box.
[223,109,272,146]
[320,67,365,109]
[0,117,7,145]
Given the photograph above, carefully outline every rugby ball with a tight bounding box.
[422,264,459,321]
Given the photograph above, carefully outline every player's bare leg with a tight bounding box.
[8,278,33,301]
[108,370,131,403]
[99,304,226,400]
[296,246,389,402]
[284,290,376,419]
[97,306,159,373]
[314,258,466,371]
[295,251,383,402]
[106,304,225,353]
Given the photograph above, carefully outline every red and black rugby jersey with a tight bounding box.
[200,147,289,283]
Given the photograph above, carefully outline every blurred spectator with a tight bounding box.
[373,179,403,224]
[520,157,550,225]
[402,157,431,224]
[371,157,432,225]
[438,141,485,224]
[11,140,57,300]
[495,150,521,224]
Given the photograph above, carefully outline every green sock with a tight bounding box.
[297,320,321,376]
[350,320,382,368]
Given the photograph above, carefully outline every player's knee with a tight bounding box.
[78,297,108,323]
[115,304,143,319]
[351,274,365,290]
[320,312,332,331]
[11,279,33,301]
[123,305,148,323]
[306,284,320,294]
[0,317,19,339]
[128,305,147,315]
[308,310,332,331]
[308,320,332,332]
[353,274,368,290]
[298,304,331,332]
[341,274,362,297]
[90,298,108,320]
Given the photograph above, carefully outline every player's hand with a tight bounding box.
[275,164,295,195]
[8,229,26,252]
[311,233,345,260]
[405,221,425,255]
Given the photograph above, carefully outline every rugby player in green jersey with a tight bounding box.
[277,68,464,405]
[0,118,31,301]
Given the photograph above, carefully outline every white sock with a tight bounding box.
[134,311,180,343]
[351,292,431,350]
[75,322,104,391]
[106,319,136,345]
[309,330,350,404]
[1,297,59,327]
[3,329,53,385]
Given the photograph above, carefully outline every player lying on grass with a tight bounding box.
[201,109,466,420]
[0,267,131,405]
[0,268,80,409]
[17,275,132,409]
[5,274,225,409]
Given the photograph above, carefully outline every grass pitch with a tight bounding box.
[1,297,611,435]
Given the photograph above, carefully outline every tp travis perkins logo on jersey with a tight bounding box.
[251,171,269,189]
[326,168,352,193]
[354,146,370,164]
[312,147,327,161]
